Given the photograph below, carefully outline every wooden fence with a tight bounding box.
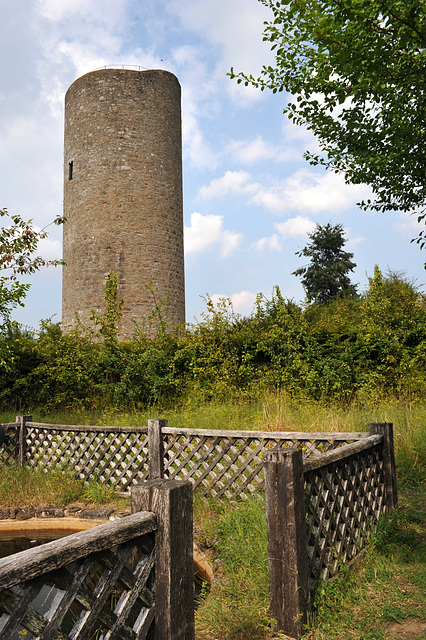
[0,417,397,639]
[0,416,370,498]
[264,423,397,638]
[0,479,194,640]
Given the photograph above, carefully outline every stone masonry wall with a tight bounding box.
[62,69,185,340]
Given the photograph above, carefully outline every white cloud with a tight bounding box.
[210,290,257,316]
[227,136,291,164]
[165,0,273,84]
[199,167,372,216]
[184,212,241,257]
[250,234,282,252]
[169,45,220,169]
[250,171,371,215]
[164,0,275,109]
[251,217,314,253]
[275,216,316,238]
[182,109,219,169]
[38,235,63,261]
[198,171,253,199]
[220,230,242,258]
[348,235,366,247]
[250,187,287,214]
[282,169,371,213]
[37,0,131,31]
[393,211,424,238]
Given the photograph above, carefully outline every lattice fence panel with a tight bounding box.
[162,432,365,498]
[0,424,19,467]
[26,427,150,492]
[7,422,369,497]
[0,535,155,640]
[304,443,385,595]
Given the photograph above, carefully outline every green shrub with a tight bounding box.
[0,270,424,412]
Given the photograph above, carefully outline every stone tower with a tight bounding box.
[62,68,185,339]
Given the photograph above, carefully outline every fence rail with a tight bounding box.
[0,416,370,498]
[0,480,194,640]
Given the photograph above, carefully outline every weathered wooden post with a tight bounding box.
[148,419,167,479]
[16,415,31,467]
[264,448,309,639]
[131,478,194,640]
[368,422,398,510]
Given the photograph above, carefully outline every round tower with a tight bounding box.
[62,68,185,339]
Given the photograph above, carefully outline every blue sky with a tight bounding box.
[1,0,424,330]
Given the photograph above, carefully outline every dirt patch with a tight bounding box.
[0,512,214,588]
[385,620,426,639]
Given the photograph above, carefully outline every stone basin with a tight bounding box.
[0,516,214,585]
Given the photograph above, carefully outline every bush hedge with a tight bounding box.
[1,268,425,412]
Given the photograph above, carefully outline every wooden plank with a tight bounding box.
[0,511,156,590]
[69,541,134,640]
[131,480,195,640]
[148,419,167,479]
[26,423,148,434]
[104,550,155,640]
[38,555,95,640]
[102,435,146,486]
[16,415,31,467]
[162,434,204,477]
[26,421,366,441]
[264,449,309,639]
[0,576,44,638]
[303,435,383,472]
[215,438,265,498]
[0,588,69,640]
[186,437,238,490]
[162,426,367,440]
[303,443,387,595]
[369,423,398,510]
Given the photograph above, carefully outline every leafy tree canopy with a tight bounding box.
[0,208,65,327]
[230,0,426,244]
[293,222,357,303]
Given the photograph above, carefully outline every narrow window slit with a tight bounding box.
[69,161,73,180]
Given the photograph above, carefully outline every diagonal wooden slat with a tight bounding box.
[103,550,155,640]
[22,421,372,498]
[0,577,46,640]
[39,556,95,640]
[0,525,157,640]
[304,442,385,595]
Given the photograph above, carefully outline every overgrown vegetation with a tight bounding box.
[0,464,84,507]
[0,267,425,414]
[194,494,270,640]
[0,463,123,508]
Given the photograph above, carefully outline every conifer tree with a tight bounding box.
[293,223,357,303]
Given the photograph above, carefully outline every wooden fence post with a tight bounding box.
[131,479,194,640]
[148,419,167,479]
[16,415,31,467]
[264,448,309,639]
[368,422,398,510]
